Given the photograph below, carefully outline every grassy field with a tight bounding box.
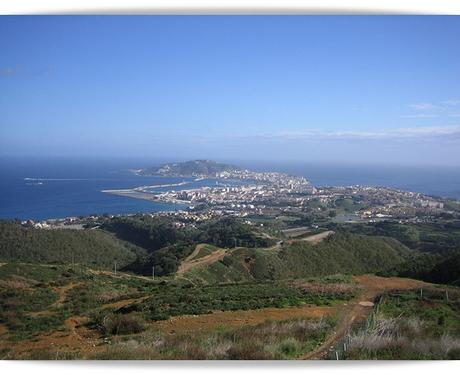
[90,316,337,360]
[1,261,450,360]
[116,279,355,322]
[0,262,356,359]
[343,287,460,359]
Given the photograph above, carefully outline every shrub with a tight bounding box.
[227,343,275,360]
[93,312,146,335]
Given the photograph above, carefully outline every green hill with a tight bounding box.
[333,220,460,254]
[0,221,145,269]
[0,220,415,284]
[380,251,460,286]
[183,232,413,284]
[103,216,274,276]
[0,216,274,277]
[140,159,241,177]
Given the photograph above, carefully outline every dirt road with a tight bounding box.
[299,275,428,360]
[88,268,155,282]
[300,230,334,245]
[176,244,227,277]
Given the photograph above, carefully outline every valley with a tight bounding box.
[1,161,460,360]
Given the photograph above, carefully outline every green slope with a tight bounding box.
[184,232,413,284]
[380,251,460,285]
[0,221,145,269]
[141,159,240,176]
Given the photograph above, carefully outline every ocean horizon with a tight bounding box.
[1,158,460,221]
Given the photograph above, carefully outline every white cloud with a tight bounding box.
[409,103,438,110]
[401,114,437,119]
[405,99,460,118]
[250,125,460,141]
[442,99,460,106]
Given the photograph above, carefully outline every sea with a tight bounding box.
[1,157,460,221]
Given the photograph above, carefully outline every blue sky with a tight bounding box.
[1,16,460,165]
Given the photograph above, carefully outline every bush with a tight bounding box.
[93,312,146,335]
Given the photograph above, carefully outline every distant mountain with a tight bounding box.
[139,160,242,177]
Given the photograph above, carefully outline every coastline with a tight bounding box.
[101,188,190,205]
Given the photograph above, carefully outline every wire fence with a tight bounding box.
[324,287,458,360]
[325,296,382,360]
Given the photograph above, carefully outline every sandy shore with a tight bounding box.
[101,189,189,205]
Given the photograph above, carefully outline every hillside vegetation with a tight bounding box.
[0,217,276,278]
[0,221,144,269]
[333,221,460,285]
[0,262,352,354]
[345,288,460,360]
[103,216,274,276]
[380,251,460,286]
[184,232,412,284]
[333,220,460,254]
[140,159,240,176]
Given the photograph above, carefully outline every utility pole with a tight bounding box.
[152,266,155,280]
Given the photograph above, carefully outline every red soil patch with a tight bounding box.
[150,305,336,335]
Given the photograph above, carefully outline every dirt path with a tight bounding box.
[2,270,431,359]
[150,305,336,335]
[0,323,8,338]
[184,243,206,262]
[64,316,96,343]
[282,227,311,238]
[263,240,284,251]
[89,268,154,282]
[4,314,103,359]
[101,295,149,310]
[176,245,227,277]
[54,282,84,306]
[300,230,334,245]
[28,281,86,318]
[152,274,426,344]
[7,293,149,358]
[299,275,428,360]
[6,280,102,358]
